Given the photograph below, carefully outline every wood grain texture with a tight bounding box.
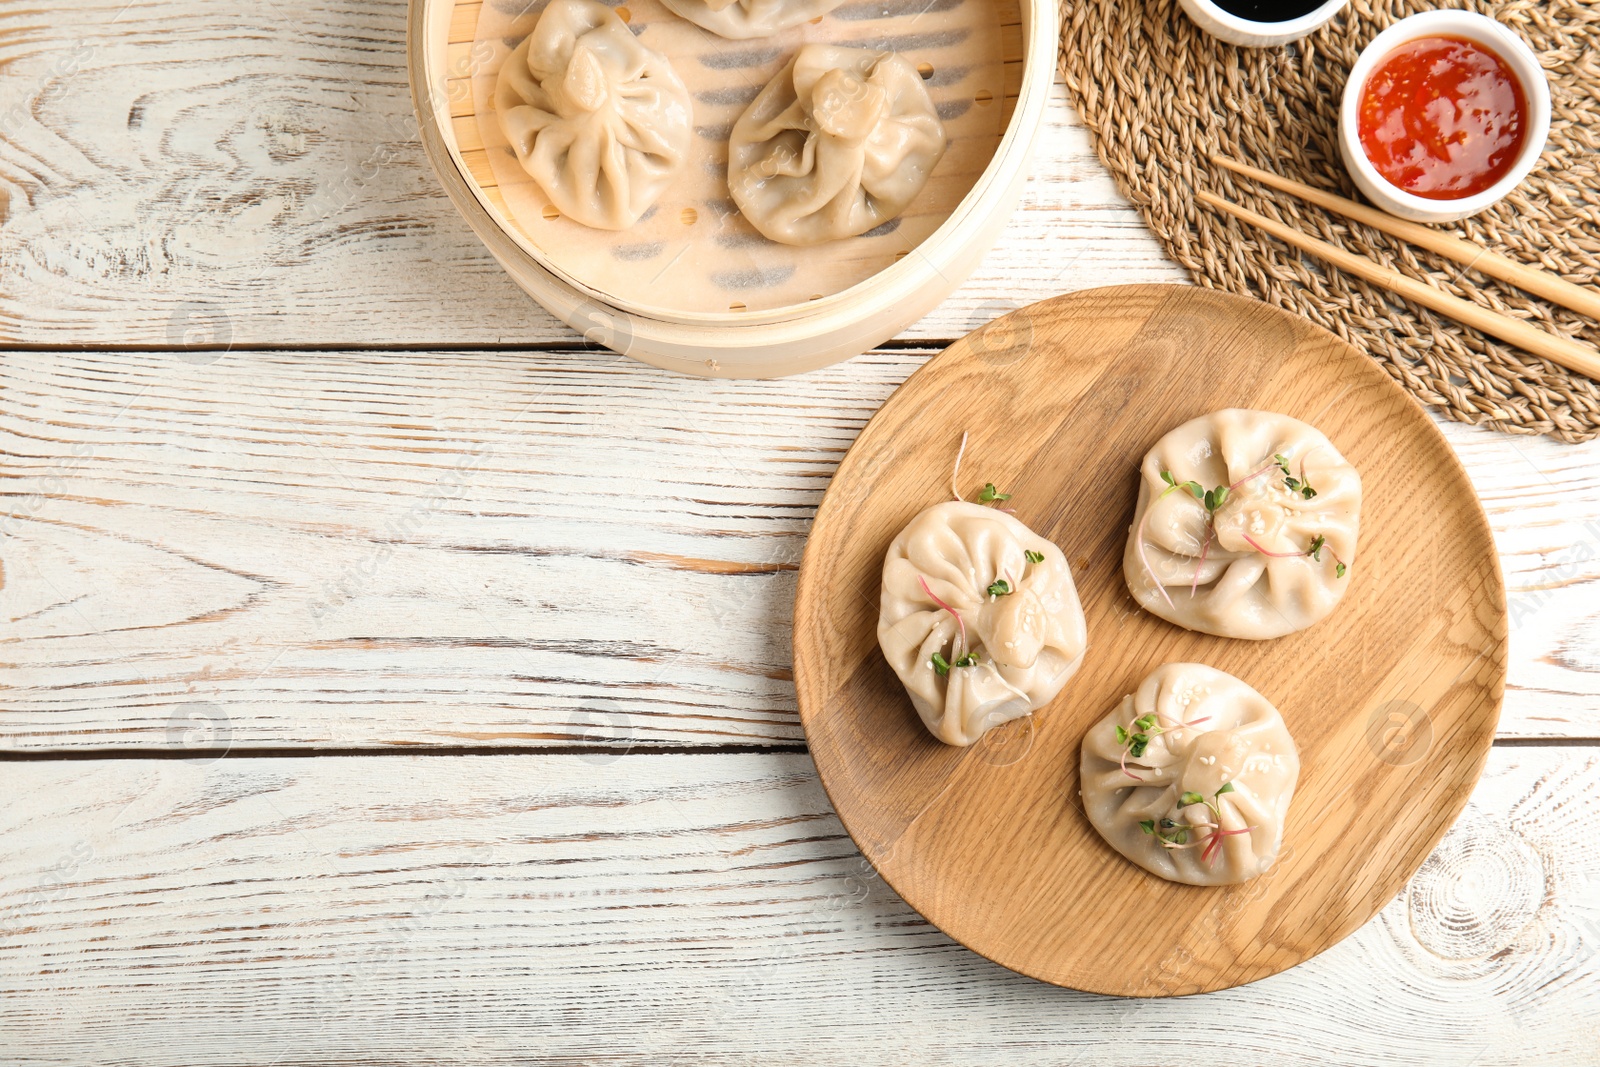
[0,0,1591,1053]
[793,286,1506,993]
[0,0,1182,348]
[4,346,1598,753]
[0,748,1595,1066]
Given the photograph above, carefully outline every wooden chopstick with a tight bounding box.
[1196,190,1600,380]
[1212,155,1600,322]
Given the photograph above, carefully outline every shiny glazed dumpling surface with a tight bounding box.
[728,45,946,246]
[1124,408,1361,640]
[1080,663,1300,886]
[878,502,1088,747]
[494,0,693,230]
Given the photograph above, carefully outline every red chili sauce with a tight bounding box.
[1357,35,1527,200]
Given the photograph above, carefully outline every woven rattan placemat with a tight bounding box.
[1059,0,1600,442]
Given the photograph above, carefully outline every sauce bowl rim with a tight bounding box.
[1338,10,1552,223]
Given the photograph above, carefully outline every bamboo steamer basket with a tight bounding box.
[408,0,1060,378]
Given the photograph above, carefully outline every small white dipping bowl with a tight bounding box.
[1178,0,1348,48]
[1339,10,1550,224]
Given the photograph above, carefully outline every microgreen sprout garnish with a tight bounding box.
[948,432,1017,511]
[977,483,1011,505]
[1149,471,1233,601]
[1274,452,1317,499]
[986,578,1012,597]
[1240,532,1351,578]
[1171,781,1255,866]
[1164,473,1222,601]
[917,574,968,655]
[930,650,979,676]
[1115,713,1163,781]
[1240,534,1304,559]
[1199,825,1255,864]
[950,431,970,502]
[1024,549,1045,565]
[1229,461,1279,491]
[1160,471,1232,512]
[1139,470,1227,610]
[1161,469,1204,498]
[1140,817,1191,847]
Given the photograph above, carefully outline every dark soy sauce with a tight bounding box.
[1212,0,1328,21]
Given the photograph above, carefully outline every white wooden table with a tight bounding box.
[2,2,1598,1063]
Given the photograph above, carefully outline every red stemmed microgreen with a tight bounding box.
[1136,473,1194,609]
[1309,534,1349,578]
[1138,470,1233,605]
[919,575,981,677]
[1141,783,1254,864]
[1024,549,1045,565]
[1180,781,1257,866]
[1242,532,1350,578]
[1199,824,1255,865]
[1240,534,1304,559]
[918,573,969,660]
[1115,713,1162,781]
[1229,461,1278,492]
[1154,706,1212,731]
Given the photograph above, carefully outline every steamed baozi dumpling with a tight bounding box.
[729,45,947,246]
[1080,663,1299,887]
[494,0,693,230]
[878,502,1088,747]
[659,0,847,39]
[1124,408,1361,640]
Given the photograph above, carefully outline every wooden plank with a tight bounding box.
[1439,418,1600,739]
[0,748,1595,1065]
[0,0,1185,349]
[3,349,1598,752]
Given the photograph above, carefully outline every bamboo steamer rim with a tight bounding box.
[407,0,1060,371]
[412,0,1062,326]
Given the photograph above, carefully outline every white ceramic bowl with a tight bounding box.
[1338,10,1550,224]
[1177,0,1348,48]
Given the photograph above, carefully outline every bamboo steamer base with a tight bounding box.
[408,0,1059,377]
[792,285,1507,995]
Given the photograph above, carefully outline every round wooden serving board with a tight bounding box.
[792,284,1507,996]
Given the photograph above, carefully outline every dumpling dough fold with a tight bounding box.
[495,0,692,230]
[1081,663,1300,886]
[660,0,848,39]
[729,45,946,246]
[878,502,1088,746]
